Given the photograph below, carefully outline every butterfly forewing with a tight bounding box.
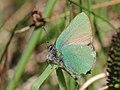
[56,12,92,51]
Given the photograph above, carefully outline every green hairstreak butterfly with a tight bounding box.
[47,12,96,79]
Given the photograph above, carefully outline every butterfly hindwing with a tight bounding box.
[56,12,92,51]
[61,44,96,75]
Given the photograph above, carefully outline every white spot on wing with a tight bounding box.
[91,51,96,58]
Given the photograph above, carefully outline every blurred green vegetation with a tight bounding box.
[0,0,120,90]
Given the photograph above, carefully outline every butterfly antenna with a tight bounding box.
[42,26,51,46]
[53,37,57,46]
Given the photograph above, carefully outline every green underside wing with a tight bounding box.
[48,12,96,77]
[61,44,95,75]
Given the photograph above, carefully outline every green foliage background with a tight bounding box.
[0,0,120,90]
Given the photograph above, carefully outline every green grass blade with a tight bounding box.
[32,65,57,90]
[78,0,82,12]
[43,0,57,18]
[68,0,117,30]
[56,68,67,90]
[93,16,107,55]
[69,2,73,22]
[69,77,78,90]
[6,27,43,90]
[86,0,91,17]
[0,25,17,64]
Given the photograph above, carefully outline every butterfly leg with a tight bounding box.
[47,59,60,65]
[62,66,79,80]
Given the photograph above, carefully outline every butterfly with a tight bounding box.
[47,12,96,79]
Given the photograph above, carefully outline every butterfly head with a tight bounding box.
[48,44,56,52]
[47,44,57,61]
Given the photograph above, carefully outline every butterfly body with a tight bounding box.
[47,12,96,79]
[47,45,63,66]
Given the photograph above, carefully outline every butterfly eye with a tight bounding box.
[48,45,54,51]
[49,46,53,51]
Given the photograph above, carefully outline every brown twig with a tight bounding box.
[92,0,120,9]
[15,26,31,34]
[79,72,108,90]
[98,86,108,90]
[15,23,35,34]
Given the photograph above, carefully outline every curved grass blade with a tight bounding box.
[32,65,57,90]
[0,25,17,64]
[56,68,67,90]
[93,16,107,55]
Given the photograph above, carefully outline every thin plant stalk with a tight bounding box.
[78,0,82,12]
[56,68,67,90]
[68,0,117,30]
[69,2,73,21]
[93,16,107,55]
[0,26,17,64]
[86,0,91,17]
